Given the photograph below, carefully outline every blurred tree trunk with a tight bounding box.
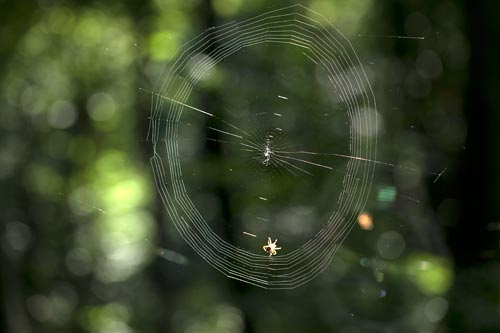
[0,2,39,333]
[452,0,500,265]
[446,1,500,331]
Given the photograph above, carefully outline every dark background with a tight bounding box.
[1,0,499,332]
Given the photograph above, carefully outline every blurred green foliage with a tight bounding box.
[0,1,498,333]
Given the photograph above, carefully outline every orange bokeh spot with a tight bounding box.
[357,213,374,230]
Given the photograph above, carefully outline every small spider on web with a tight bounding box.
[262,237,281,257]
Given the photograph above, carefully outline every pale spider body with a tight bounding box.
[263,138,272,166]
[263,237,281,257]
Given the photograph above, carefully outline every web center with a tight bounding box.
[262,136,274,166]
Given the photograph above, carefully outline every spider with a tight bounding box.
[262,237,281,257]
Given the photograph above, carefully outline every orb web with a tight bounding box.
[148,4,377,289]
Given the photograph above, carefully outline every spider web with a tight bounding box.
[147,4,377,289]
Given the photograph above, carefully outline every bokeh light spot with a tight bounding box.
[211,0,243,17]
[377,186,396,203]
[87,92,116,121]
[377,231,405,259]
[27,294,53,322]
[149,30,179,61]
[357,213,374,230]
[5,221,32,252]
[416,50,443,79]
[424,297,449,322]
[405,254,454,295]
[47,100,78,129]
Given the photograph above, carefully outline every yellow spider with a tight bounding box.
[263,237,281,257]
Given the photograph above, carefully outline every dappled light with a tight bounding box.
[0,1,498,333]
